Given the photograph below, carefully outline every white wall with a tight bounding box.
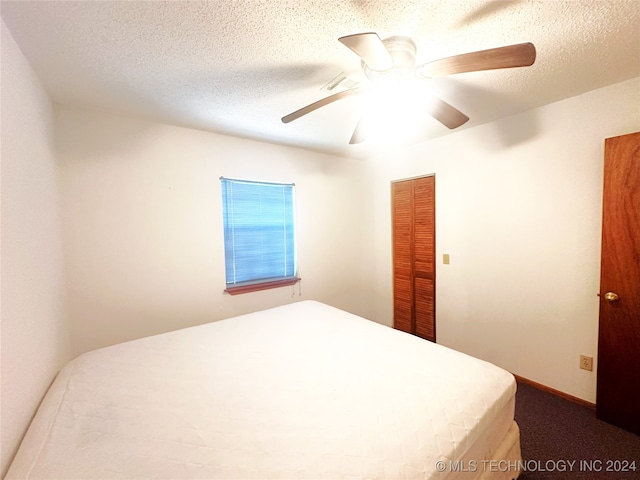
[361,77,640,403]
[55,107,369,357]
[0,21,72,477]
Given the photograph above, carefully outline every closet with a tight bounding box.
[391,175,435,341]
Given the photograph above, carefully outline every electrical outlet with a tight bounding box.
[580,355,593,371]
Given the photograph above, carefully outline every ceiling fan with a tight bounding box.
[281,33,536,144]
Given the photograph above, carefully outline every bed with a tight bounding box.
[7,300,521,479]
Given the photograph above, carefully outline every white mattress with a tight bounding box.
[7,301,517,479]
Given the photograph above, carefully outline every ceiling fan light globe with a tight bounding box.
[363,35,417,83]
[384,36,416,68]
[363,63,396,82]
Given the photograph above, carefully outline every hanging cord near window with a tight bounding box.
[292,277,302,297]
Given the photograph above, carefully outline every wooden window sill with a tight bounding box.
[224,277,300,296]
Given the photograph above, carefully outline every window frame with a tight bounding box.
[220,177,300,295]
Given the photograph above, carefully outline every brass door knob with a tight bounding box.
[603,292,620,302]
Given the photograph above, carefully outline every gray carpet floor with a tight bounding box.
[515,381,640,479]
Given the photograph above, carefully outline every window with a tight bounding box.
[220,177,298,295]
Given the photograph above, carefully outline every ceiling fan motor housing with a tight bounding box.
[363,35,416,82]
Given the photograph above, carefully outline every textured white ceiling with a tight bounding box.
[2,0,639,159]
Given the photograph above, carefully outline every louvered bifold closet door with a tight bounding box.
[392,181,414,334]
[413,176,435,341]
[392,175,435,341]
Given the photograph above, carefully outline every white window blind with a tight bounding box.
[221,177,297,287]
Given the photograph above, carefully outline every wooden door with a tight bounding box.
[392,180,414,334]
[413,177,435,340]
[392,175,435,341]
[596,132,640,434]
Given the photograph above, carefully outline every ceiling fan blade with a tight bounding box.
[425,96,470,129]
[418,42,536,77]
[281,88,363,123]
[338,33,393,71]
[349,116,368,144]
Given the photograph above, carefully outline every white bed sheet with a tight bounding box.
[7,300,517,479]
